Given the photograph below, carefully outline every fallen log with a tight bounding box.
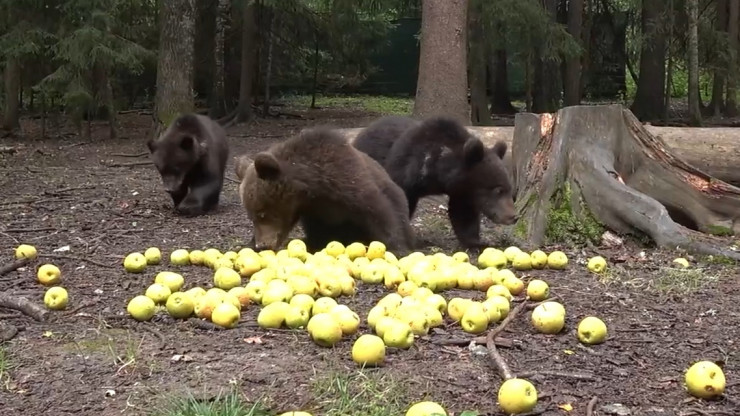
[338,121,740,186]
[510,104,740,259]
[0,293,49,321]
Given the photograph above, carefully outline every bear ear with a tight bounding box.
[463,138,486,166]
[491,141,508,159]
[235,155,254,181]
[146,138,156,153]
[254,153,282,180]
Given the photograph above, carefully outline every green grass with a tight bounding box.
[652,266,718,295]
[310,369,412,416]
[150,387,270,416]
[0,346,10,381]
[280,94,414,115]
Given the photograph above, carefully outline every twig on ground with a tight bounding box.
[105,161,153,168]
[0,257,31,276]
[40,253,116,269]
[432,336,514,348]
[43,185,97,196]
[486,298,530,380]
[586,396,598,416]
[111,152,148,158]
[0,293,48,321]
[188,318,222,331]
[225,176,240,184]
[518,370,596,380]
[3,227,56,233]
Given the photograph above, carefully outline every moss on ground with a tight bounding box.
[544,181,605,245]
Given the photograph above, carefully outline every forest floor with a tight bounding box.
[0,98,738,416]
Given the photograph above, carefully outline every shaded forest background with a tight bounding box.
[1,0,739,140]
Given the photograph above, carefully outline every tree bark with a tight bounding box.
[2,58,21,131]
[564,0,584,106]
[468,0,492,125]
[725,0,739,117]
[210,0,229,118]
[93,63,117,140]
[154,0,196,135]
[532,0,561,113]
[664,0,675,123]
[509,105,740,260]
[262,7,274,117]
[687,0,701,126]
[412,0,470,125]
[236,0,258,122]
[340,125,740,188]
[710,0,728,117]
[631,0,667,121]
[488,49,517,115]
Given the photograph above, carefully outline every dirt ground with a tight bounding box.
[0,104,738,416]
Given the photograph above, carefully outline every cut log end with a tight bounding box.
[511,104,740,261]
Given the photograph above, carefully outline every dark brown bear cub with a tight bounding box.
[234,126,415,254]
[147,113,229,216]
[353,115,517,250]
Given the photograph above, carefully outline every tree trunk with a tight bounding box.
[468,0,492,126]
[664,0,674,123]
[210,0,229,118]
[710,0,728,117]
[725,0,739,117]
[412,0,470,125]
[236,0,258,122]
[564,0,583,106]
[340,125,740,188]
[93,63,117,140]
[631,0,667,121]
[2,59,20,131]
[509,105,740,260]
[488,49,517,115]
[687,0,701,126]
[154,0,196,135]
[262,8,274,117]
[532,0,561,113]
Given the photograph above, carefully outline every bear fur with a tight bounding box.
[235,126,415,254]
[352,115,517,249]
[147,113,229,216]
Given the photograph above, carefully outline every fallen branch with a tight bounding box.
[105,161,153,168]
[431,336,514,348]
[111,152,148,158]
[0,293,48,321]
[517,370,595,380]
[3,227,56,233]
[0,257,31,276]
[586,396,598,416]
[40,253,116,269]
[486,298,530,380]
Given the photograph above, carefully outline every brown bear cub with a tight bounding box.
[234,126,415,254]
[352,115,517,250]
[147,113,229,216]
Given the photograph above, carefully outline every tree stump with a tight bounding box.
[511,104,740,260]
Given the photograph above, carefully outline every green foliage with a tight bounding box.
[310,370,411,416]
[150,387,270,416]
[545,181,605,246]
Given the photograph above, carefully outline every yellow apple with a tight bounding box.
[144,247,161,265]
[405,401,447,416]
[325,241,345,257]
[154,271,185,292]
[245,280,267,304]
[330,305,361,335]
[360,261,386,285]
[374,316,399,338]
[345,242,367,260]
[411,287,434,301]
[127,295,156,321]
[262,280,295,306]
[194,293,221,320]
[286,238,308,260]
[461,302,489,334]
[227,286,251,308]
[338,273,357,296]
[452,251,469,263]
[145,283,172,304]
[170,249,190,266]
[236,255,262,278]
[277,411,313,416]
[456,269,475,290]
[399,310,430,336]
[673,257,690,268]
[531,303,565,334]
[383,265,406,289]
[378,292,403,310]
[185,286,207,302]
[502,275,525,296]
[213,267,242,290]
[306,313,343,347]
[364,241,385,261]
[367,304,390,329]
[526,279,550,301]
[478,248,508,269]
[350,256,370,278]
[424,294,448,315]
[487,284,513,301]
[511,251,532,271]
[384,251,399,265]
[213,257,234,271]
[44,286,69,310]
[481,299,503,323]
[222,250,239,262]
[287,275,319,297]
[257,301,291,329]
[494,268,516,285]
[211,302,241,329]
[188,249,206,266]
[312,297,338,315]
[587,256,607,273]
[447,297,473,322]
[530,250,548,269]
[382,320,415,349]
[540,301,565,317]
[397,280,418,297]
[317,275,343,298]
[684,361,726,399]
[577,316,608,345]
[421,305,444,328]
[503,246,523,262]
[547,251,568,269]
[285,305,311,329]
[485,295,510,319]
[123,252,147,273]
[289,293,315,313]
[37,264,62,286]
[165,291,195,319]
[498,378,538,414]
[473,269,495,292]
[15,244,38,260]
[352,334,386,367]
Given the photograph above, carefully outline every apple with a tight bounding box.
[684,361,726,399]
[185,287,207,302]
[530,250,548,269]
[287,275,319,297]
[235,255,262,278]
[673,257,690,268]
[485,295,510,320]
[194,293,221,320]
[481,299,503,323]
[251,268,276,284]
[211,302,241,329]
[397,280,418,297]
[245,280,267,304]
[511,252,533,271]
[123,252,147,273]
[145,283,172,304]
[383,265,406,289]
[547,251,568,269]
[494,268,516,285]
[330,305,361,335]
[526,279,550,301]
[350,256,370,278]
[352,334,386,367]
[384,251,399,265]
[486,284,513,301]
[338,274,357,296]
[306,313,343,347]
[170,249,190,266]
[165,291,195,319]
[587,256,607,273]
[471,269,494,292]
[289,293,315,313]
[37,264,62,286]
[447,297,473,322]
[405,401,447,416]
[15,244,38,260]
[345,242,367,260]
[365,241,386,261]
[189,249,206,266]
[367,305,390,329]
[456,269,475,290]
[461,302,489,334]
[287,238,308,260]
[222,250,239,262]
[374,316,399,338]
[227,286,251,308]
[221,293,243,311]
[423,294,448,315]
[127,295,156,321]
[325,241,345,257]
[144,247,161,265]
[285,305,311,329]
[531,303,565,334]
[257,301,291,329]
[400,310,430,336]
[213,257,234,271]
[411,287,434,301]
[478,248,508,269]
[577,316,608,345]
[540,301,565,317]
[502,274,525,296]
[382,320,415,349]
[452,251,469,263]
[378,292,403,309]
[503,246,523,262]
[262,280,295,306]
[497,378,538,414]
[312,297,339,315]
[155,271,185,292]
[43,286,69,310]
[360,262,386,285]
[203,249,222,268]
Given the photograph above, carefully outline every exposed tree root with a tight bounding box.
[586,396,598,416]
[0,293,48,321]
[510,104,740,260]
